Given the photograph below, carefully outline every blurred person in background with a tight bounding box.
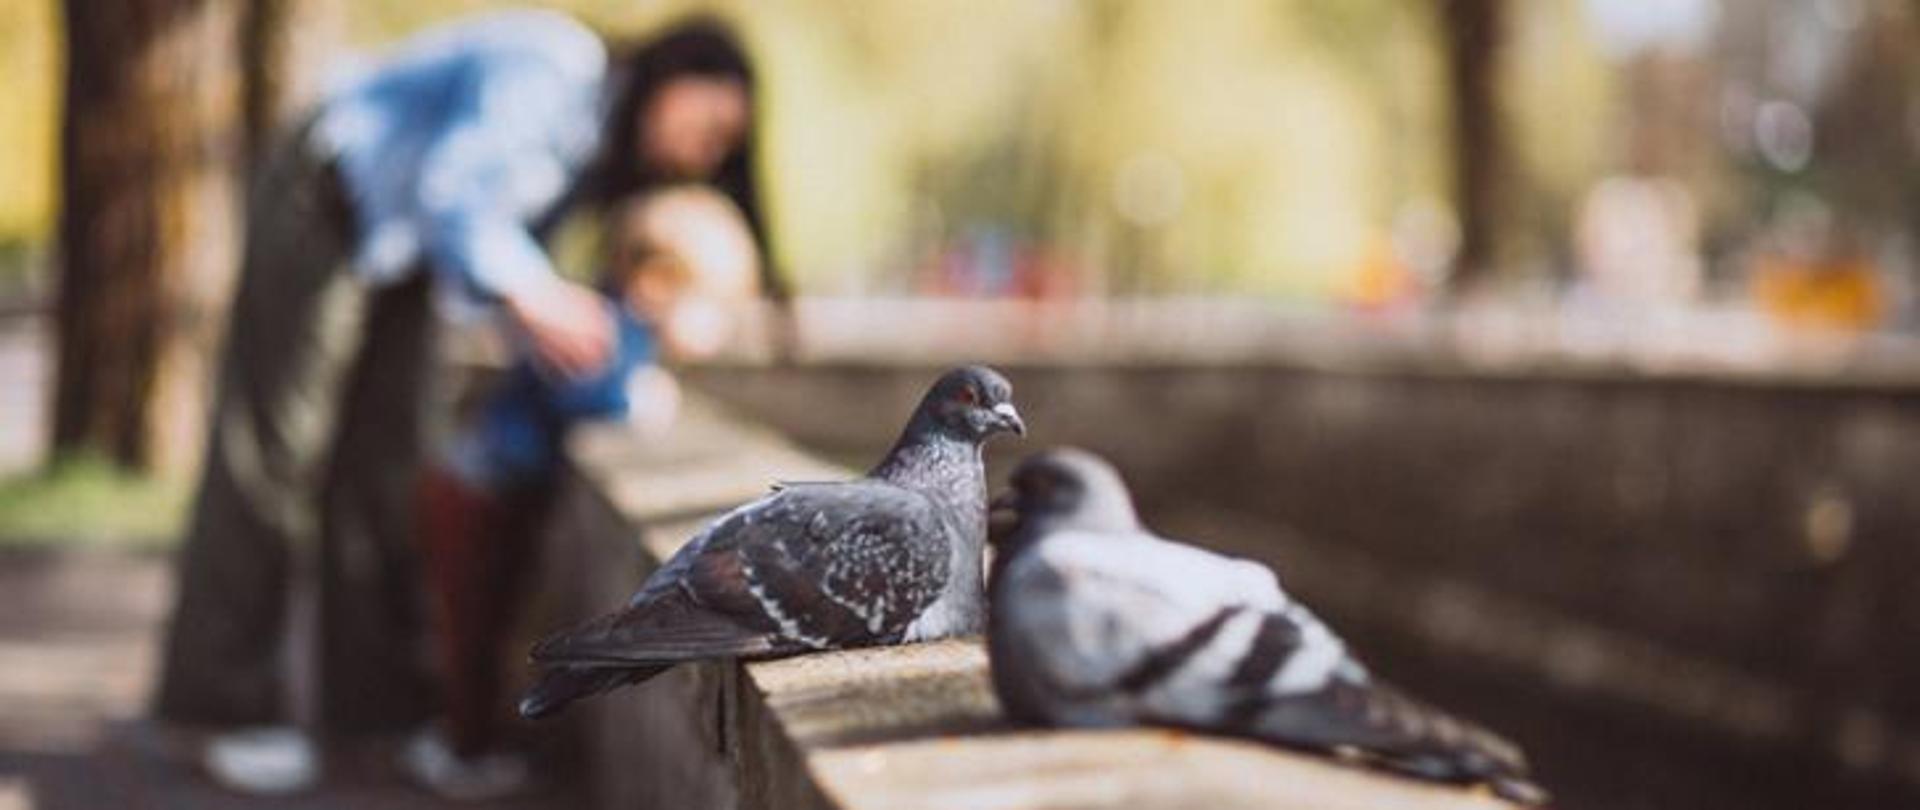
[152,10,783,795]
[405,186,759,799]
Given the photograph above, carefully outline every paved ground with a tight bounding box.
[0,548,581,810]
[0,308,589,809]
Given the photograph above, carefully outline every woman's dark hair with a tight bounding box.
[571,16,789,302]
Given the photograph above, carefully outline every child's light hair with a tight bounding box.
[605,185,761,301]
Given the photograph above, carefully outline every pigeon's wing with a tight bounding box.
[700,482,956,646]
[993,529,1286,720]
[1102,538,1544,803]
[532,482,952,665]
[996,527,1546,803]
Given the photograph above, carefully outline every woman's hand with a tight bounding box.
[503,277,616,379]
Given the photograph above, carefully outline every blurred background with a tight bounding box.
[7,1,1920,323]
[4,1,1920,809]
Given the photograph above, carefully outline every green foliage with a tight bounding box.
[0,454,189,548]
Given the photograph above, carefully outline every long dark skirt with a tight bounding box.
[154,129,437,738]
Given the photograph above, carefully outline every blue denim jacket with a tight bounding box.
[314,10,605,310]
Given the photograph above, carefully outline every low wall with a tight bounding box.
[532,396,1521,810]
[680,361,1920,810]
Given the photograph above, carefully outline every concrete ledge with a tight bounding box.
[549,395,1518,810]
[725,297,1920,391]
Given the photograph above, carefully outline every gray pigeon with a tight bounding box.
[521,365,1024,719]
[987,449,1548,805]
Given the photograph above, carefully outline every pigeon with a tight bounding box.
[986,449,1548,805]
[520,365,1024,719]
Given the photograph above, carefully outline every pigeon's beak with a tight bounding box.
[991,402,1026,437]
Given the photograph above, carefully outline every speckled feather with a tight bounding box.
[521,366,1017,719]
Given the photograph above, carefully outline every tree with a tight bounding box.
[54,0,335,473]
[1436,0,1507,293]
[54,0,242,472]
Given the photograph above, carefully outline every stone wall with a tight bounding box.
[681,362,1920,810]
[532,396,1524,810]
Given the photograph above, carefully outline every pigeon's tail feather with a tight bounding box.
[1488,776,1553,807]
[521,586,775,720]
[529,587,780,666]
[519,664,669,720]
[1247,680,1546,804]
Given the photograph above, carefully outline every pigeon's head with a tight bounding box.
[993,447,1140,538]
[916,365,1025,442]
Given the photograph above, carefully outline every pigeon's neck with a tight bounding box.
[875,426,992,638]
[871,427,987,540]
[990,509,1136,582]
[987,516,1059,578]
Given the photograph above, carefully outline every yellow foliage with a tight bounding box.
[3,0,1611,296]
[0,0,59,243]
[1506,0,1611,204]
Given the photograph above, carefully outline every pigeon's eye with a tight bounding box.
[954,387,980,406]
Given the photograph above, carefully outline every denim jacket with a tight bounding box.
[314,10,606,310]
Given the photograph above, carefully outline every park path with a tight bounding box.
[0,548,581,810]
[0,312,580,809]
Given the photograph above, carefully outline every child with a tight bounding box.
[404,186,760,800]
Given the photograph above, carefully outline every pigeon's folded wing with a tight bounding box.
[710,483,955,646]
[1003,531,1269,697]
[533,483,952,664]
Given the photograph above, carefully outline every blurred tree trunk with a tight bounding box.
[1437,0,1506,293]
[55,0,243,472]
[55,0,334,473]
